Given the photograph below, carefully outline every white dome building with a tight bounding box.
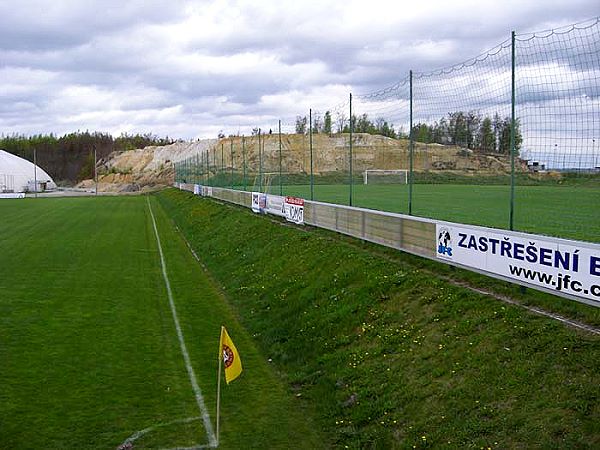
[0,149,57,193]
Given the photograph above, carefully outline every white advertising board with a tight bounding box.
[0,193,25,199]
[284,196,304,224]
[266,195,286,217]
[251,192,267,213]
[436,223,600,306]
[193,184,201,195]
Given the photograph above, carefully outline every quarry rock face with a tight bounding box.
[83,134,516,192]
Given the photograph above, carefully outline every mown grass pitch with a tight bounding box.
[260,183,600,243]
[0,196,324,449]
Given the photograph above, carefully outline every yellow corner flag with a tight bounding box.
[220,326,242,384]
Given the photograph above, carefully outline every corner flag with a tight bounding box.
[219,326,242,384]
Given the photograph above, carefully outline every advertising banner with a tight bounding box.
[284,196,304,225]
[251,192,267,213]
[436,223,600,306]
[193,184,201,195]
[0,193,25,199]
[265,195,286,217]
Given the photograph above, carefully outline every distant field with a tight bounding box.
[0,196,324,449]
[256,183,600,242]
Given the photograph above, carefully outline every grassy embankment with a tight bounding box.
[157,188,600,449]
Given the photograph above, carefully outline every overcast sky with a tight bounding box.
[0,0,598,140]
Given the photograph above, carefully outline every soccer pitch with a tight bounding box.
[264,183,600,243]
[0,196,323,449]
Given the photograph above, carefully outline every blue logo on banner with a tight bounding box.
[437,227,453,257]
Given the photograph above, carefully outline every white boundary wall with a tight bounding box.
[179,183,600,308]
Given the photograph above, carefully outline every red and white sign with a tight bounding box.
[284,196,304,224]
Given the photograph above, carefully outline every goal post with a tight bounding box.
[363,169,408,185]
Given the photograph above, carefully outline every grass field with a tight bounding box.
[249,183,600,243]
[158,188,600,449]
[2,191,599,449]
[0,196,325,449]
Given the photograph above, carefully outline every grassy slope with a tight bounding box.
[157,188,600,449]
[0,196,325,449]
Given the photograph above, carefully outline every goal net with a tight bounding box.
[363,169,408,185]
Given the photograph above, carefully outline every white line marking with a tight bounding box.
[118,416,214,449]
[147,197,217,447]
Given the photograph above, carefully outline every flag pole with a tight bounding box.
[216,326,223,447]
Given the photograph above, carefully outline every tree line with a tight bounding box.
[0,131,174,156]
[295,110,522,154]
[0,131,174,183]
[412,111,522,154]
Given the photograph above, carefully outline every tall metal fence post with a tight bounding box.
[408,70,414,216]
[230,139,234,189]
[259,129,263,192]
[221,143,224,186]
[509,30,516,231]
[242,136,247,191]
[33,147,37,198]
[278,119,283,196]
[310,108,314,201]
[94,145,97,196]
[349,93,353,207]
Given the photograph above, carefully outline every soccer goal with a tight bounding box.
[363,169,408,185]
[251,172,286,192]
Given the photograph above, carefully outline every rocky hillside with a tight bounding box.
[79,140,216,192]
[83,134,519,192]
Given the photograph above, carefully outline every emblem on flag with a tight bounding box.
[219,327,242,384]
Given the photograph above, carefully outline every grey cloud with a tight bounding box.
[1,0,599,139]
[0,0,187,51]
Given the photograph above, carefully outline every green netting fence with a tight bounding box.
[175,17,600,243]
